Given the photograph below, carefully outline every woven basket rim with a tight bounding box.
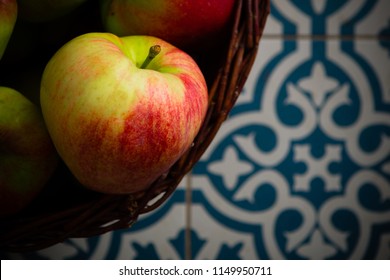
[0,0,270,253]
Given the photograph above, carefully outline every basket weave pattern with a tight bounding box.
[0,0,270,252]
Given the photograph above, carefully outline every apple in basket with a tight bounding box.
[40,33,208,194]
[100,0,236,50]
[0,0,17,60]
[0,87,58,217]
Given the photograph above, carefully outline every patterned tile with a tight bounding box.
[191,32,390,259]
[263,0,390,36]
[109,190,188,260]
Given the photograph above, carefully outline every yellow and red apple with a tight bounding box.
[40,33,208,194]
[0,0,17,60]
[100,0,236,50]
[0,87,58,217]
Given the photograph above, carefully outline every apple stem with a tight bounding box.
[140,45,161,69]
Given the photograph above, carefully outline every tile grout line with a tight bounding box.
[185,172,192,260]
[262,34,390,41]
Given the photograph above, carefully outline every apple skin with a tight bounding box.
[100,0,235,50]
[0,87,58,217]
[0,0,17,60]
[17,0,87,22]
[40,33,208,194]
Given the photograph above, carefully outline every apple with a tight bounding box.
[100,0,236,50]
[0,87,58,217]
[0,0,17,60]
[40,33,208,194]
[17,0,87,22]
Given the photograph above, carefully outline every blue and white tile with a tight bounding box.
[186,201,259,259]
[109,190,188,260]
[191,27,390,259]
[264,0,390,36]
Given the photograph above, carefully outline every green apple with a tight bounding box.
[17,0,87,22]
[0,0,17,60]
[0,87,58,217]
[40,33,208,194]
[100,0,235,50]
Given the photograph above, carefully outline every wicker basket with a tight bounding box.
[0,0,270,252]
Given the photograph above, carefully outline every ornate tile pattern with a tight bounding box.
[190,0,390,260]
